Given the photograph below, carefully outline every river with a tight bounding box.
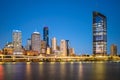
[0,62,120,80]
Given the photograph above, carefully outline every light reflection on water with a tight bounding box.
[92,63,106,80]
[26,64,31,80]
[0,65,4,80]
[0,62,120,80]
[79,63,83,80]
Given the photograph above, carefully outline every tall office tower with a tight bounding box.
[26,38,31,50]
[31,32,41,54]
[60,40,67,56]
[51,37,57,53]
[40,40,46,54]
[13,30,22,55]
[110,44,117,56]
[66,40,69,56]
[43,27,49,47]
[93,11,107,56]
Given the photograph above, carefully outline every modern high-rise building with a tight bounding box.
[51,37,57,53]
[93,11,107,56]
[43,27,49,47]
[66,40,69,56]
[110,44,117,56]
[26,38,31,50]
[13,30,22,55]
[60,40,67,56]
[40,40,46,54]
[31,31,41,54]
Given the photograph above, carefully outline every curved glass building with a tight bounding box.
[93,11,107,56]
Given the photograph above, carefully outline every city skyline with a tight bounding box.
[0,0,120,54]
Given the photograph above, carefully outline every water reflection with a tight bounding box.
[92,63,106,80]
[13,63,26,80]
[48,62,56,79]
[30,63,40,80]
[4,63,15,80]
[0,65,4,80]
[39,62,44,79]
[26,64,32,80]
[60,62,66,80]
[0,62,120,80]
[70,62,74,77]
[79,63,83,79]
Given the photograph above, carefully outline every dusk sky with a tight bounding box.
[0,0,120,55]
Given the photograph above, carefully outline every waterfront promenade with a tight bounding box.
[0,55,120,62]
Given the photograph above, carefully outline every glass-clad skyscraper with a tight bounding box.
[93,11,107,56]
[43,27,49,47]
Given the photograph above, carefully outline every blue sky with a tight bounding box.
[0,0,120,55]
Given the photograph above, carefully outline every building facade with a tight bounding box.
[13,30,22,55]
[46,47,51,54]
[60,40,67,56]
[3,42,14,55]
[69,48,75,56]
[26,38,31,50]
[110,44,117,56]
[31,32,41,54]
[66,40,69,56]
[51,37,57,53]
[43,27,49,47]
[93,11,107,56]
[40,40,46,54]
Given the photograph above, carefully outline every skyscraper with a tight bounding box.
[51,37,57,53]
[43,27,49,47]
[31,31,41,54]
[40,40,46,54]
[93,11,107,56]
[13,30,22,55]
[66,40,69,56]
[60,40,67,56]
[110,44,117,56]
[26,38,31,50]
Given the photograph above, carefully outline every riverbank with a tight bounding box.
[0,61,120,65]
[0,56,120,62]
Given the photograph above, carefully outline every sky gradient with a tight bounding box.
[0,0,120,55]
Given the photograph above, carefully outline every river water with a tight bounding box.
[0,62,120,80]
